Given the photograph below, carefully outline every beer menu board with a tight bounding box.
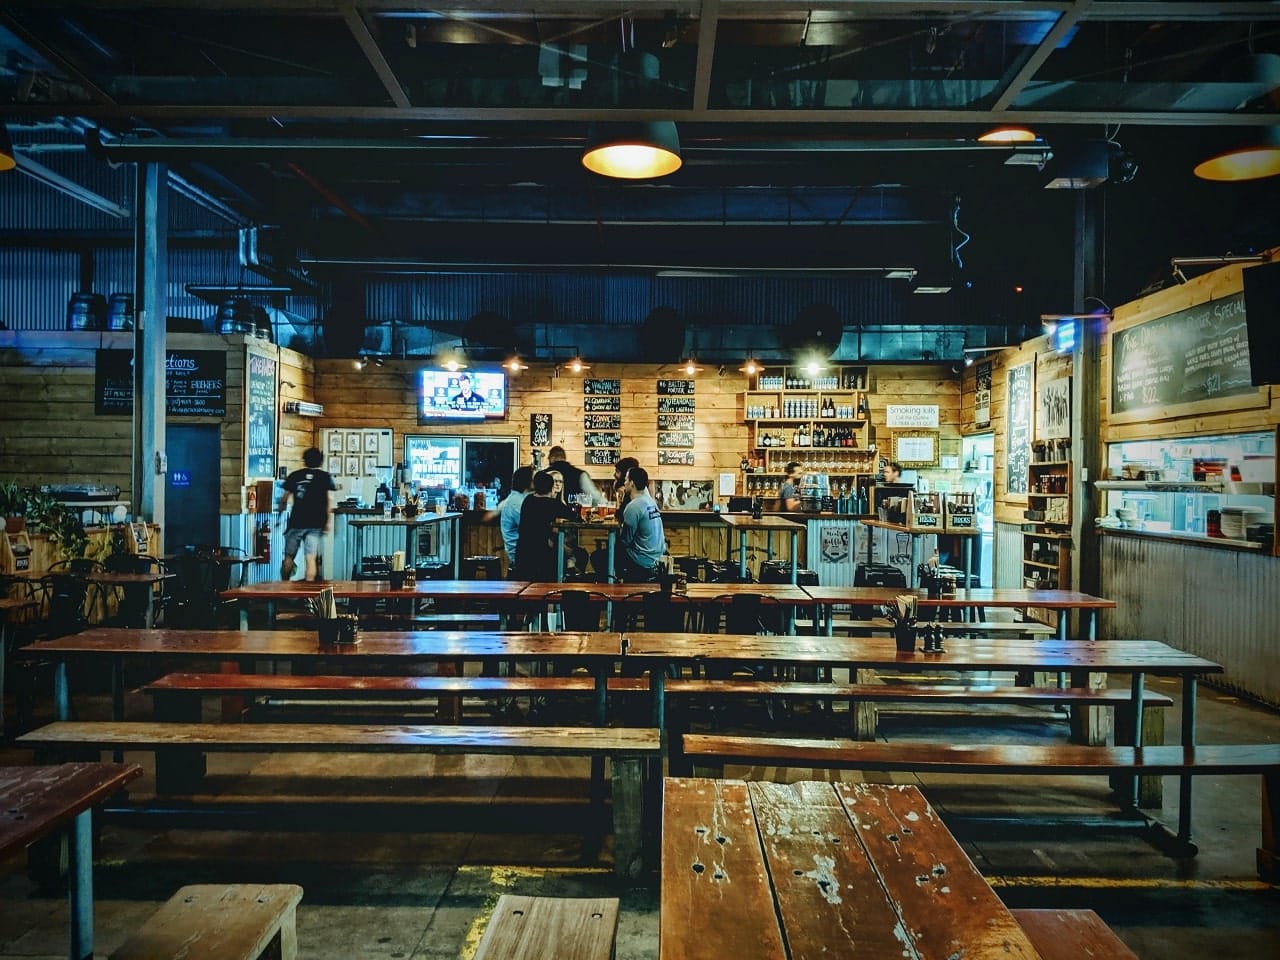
[659,450,695,465]
[655,378,696,463]
[1111,291,1254,415]
[583,378,620,463]
[95,348,227,416]
[656,379,695,394]
[244,350,277,480]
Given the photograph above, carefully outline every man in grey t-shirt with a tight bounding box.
[618,466,665,582]
[778,460,803,511]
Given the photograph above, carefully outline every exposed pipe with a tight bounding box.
[286,162,376,235]
[13,154,130,219]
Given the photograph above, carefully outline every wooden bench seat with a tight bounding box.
[110,883,303,960]
[1011,909,1137,960]
[825,618,1056,636]
[681,733,1280,877]
[18,721,659,879]
[474,895,619,960]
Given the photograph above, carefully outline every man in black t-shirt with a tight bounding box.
[513,470,576,581]
[276,446,336,581]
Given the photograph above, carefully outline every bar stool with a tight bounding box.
[461,555,501,580]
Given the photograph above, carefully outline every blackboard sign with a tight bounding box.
[584,431,621,448]
[584,378,621,395]
[658,413,695,431]
[658,431,695,448]
[244,351,277,480]
[530,413,551,447]
[657,379,695,395]
[586,449,618,466]
[1111,292,1254,415]
[657,397,696,413]
[584,396,621,412]
[659,450,695,466]
[95,349,227,416]
[584,414,621,430]
[1005,361,1033,495]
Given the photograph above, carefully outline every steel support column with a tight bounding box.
[133,162,168,548]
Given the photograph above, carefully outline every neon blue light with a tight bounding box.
[1053,320,1077,353]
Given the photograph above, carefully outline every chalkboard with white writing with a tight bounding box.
[1111,292,1254,415]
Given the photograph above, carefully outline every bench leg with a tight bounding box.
[69,809,93,960]
[851,668,878,741]
[610,755,647,881]
[270,903,299,960]
[1112,702,1166,808]
[1259,770,1279,882]
[154,692,208,794]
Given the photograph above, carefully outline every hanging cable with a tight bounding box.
[951,196,970,272]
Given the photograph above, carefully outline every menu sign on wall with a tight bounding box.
[656,379,695,394]
[95,349,227,416]
[974,361,992,429]
[1111,292,1255,416]
[244,350,277,480]
[1005,361,1033,495]
[659,450,695,465]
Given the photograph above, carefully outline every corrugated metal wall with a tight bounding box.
[1100,534,1280,707]
[994,521,1022,589]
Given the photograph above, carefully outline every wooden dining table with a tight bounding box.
[661,777,1042,960]
[718,514,805,581]
[221,578,532,628]
[0,762,142,960]
[802,585,1118,640]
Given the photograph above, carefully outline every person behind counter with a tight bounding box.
[548,445,604,506]
[882,460,904,484]
[513,470,577,581]
[618,466,666,583]
[778,461,803,511]
[276,446,335,582]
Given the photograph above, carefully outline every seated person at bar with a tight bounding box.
[491,465,533,577]
[778,461,803,511]
[612,456,639,517]
[618,466,666,583]
[512,470,577,581]
[449,372,487,410]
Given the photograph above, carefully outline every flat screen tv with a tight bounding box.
[418,368,507,423]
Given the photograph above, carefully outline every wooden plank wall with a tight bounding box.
[0,331,314,515]
[312,359,964,493]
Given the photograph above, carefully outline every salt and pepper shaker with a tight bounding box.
[923,623,945,653]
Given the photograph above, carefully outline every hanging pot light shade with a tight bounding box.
[1194,55,1280,181]
[1194,126,1280,182]
[581,121,682,179]
[0,124,16,172]
[977,126,1038,143]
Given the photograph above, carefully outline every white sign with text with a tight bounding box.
[885,404,939,428]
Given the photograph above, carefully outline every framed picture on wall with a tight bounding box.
[1006,360,1034,494]
[892,431,939,467]
[344,456,360,476]
[346,432,361,454]
[1037,377,1071,440]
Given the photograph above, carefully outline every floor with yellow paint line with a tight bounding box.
[1,678,1277,959]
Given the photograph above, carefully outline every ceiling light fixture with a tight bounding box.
[0,124,15,172]
[978,126,1038,144]
[565,357,590,374]
[1194,127,1280,182]
[504,357,529,373]
[582,121,682,180]
[681,358,703,375]
[354,357,367,371]
[441,350,467,372]
[884,268,917,281]
[739,358,761,376]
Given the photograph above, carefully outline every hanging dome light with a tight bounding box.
[739,358,760,376]
[0,124,16,172]
[681,358,703,375]
[565,357,590,374]
[504,356,529,373]
[1194,127,1280,182]
[582,121,682,179]
[978,126,1038,143]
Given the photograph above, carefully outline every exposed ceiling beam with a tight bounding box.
[691,0,719,113]
[991,0,1093,112]
[340,1,411,109]
[15,103,1280,126]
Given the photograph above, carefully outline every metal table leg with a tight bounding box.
[738,530,748,581]
[1129,671,1146,810]
[68,809,94,960]
[1178,675,1198,843]
[54,661,70,720]
[555,530,566,582]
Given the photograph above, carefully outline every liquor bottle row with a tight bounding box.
[757,373,867,390]
[756,424,861,448]
[748,396,867,420]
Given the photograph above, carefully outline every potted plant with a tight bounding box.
[25,487,88,562]
[1,481,29,534]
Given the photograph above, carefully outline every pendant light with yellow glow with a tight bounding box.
[582,121,682,179]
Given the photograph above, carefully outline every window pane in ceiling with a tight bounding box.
[3,7,390,106]
[707,14,1058,111]
[372,9,698,109]
[1012,19,1280,113]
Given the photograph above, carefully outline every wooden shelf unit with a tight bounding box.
[743,364,872,454]
[1022,459,1074,625]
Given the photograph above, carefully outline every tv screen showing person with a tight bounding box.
[449,372,487,410]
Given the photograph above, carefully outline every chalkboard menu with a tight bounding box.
[244,350,277,480]
[658,431,695,448]
[584,396,621,412]
[95,349,227,416]
[584,431,621,448]
[1111,292,1254,415]
[658,413,694,431]
[657,379,695,394]
[659,450,695,466]
[1005,361,1033,495]
[584,414,621,430]
[657,396,695,413]
[584,379,621,395]
[585,449,616,466]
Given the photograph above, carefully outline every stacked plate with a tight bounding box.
[1219,506,1265,540]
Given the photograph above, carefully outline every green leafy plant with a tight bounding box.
[6,485,88,561]
[0,481,27,517]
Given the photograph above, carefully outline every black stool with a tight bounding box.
[461,555,501,580]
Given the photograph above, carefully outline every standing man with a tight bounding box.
[618,466,666,583]
[513,470,577,581]
[778,461,804,511]
[492,465,533,577]
[548,444,604,506]
[276,446,335,581]
[882,460,904,484]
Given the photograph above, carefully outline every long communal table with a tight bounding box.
[221,578,531,628]
[661,777,1043,960]
[624,632,1222,838]
[719,513,805,581]
[0,763,143,960]
[802,585,1118,640]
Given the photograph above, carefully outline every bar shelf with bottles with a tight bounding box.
[743,364,871,452]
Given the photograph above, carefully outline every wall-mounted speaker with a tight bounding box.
[1243,260,1280,386]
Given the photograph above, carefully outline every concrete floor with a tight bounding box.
[1,674,1277,959]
